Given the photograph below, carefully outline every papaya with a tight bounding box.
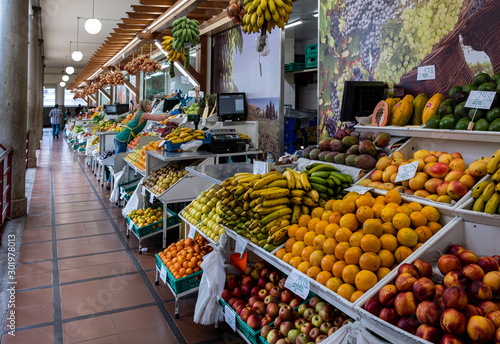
[391,97,413,126]
[411,93,428,125]
[385,98,400,113]
[402,94,414,104]
[422,93,446,124]
[372,101,390,127]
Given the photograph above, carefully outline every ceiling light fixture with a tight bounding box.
[66,66,75,74]
[62,75,69,82]
[313,12,318,17]
[147,0,190,31]
[85,0,102,34]
[72,19,83,61]
[285,20,303,29]
[60,82,66,87]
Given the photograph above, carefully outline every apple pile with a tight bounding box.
[261,295,353,344]
[364,245,500,343]
[359,150,488,204]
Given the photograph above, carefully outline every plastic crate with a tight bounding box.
[305,44,318,57]
[119,178,142,202]
[305,57,318,69]
[284,62,305,72]
[155,254,203,294]
[126,204,179,238]
[163,135,212,152]
[284,131,297,140]
[284,117,295,130]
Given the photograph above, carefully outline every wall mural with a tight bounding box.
[212,27,281,158]
[319,0,498,139]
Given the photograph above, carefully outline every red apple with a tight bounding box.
[416,300,441,327]
[379,308,400,326]
[249,296,260,307]
[443,271,468,289]
[270,286,281,298]
[443,286,468,310]
[414,259,433,278]
[416,324,440,344]
[296,332,310,344]
[242,284,252,296]
[247,313,262,330]
[280,321,295,337]
[261,268,271,279]
[440,308,466,334]
[309,327,321,341]
[240,307,253,322]
[468,280,493,303]
[269,271,280,284]
[413,277,436,301]
[397,317,419,335]
[328,327,339,336]
[294,318,306,330]
[236,303,246,315]
[303,308,315,322]
[278,278,287,290]
[364,299,382,317]
[281,290,294,304]
[379,284,398,307]
[255,262,266,270]
[319,321,333,334]
[227,278,238,291]
[478,257,499,273]
[233,286,243,299]
[398,263,420,278]
[467,315,495,343]
[221,289,232,302]
[458,250,479,265]
[261,325,273,339]
[309,296,321,309]
[251,269,261,280]
[448,245,466,256]
[261,315,273,328]
[259,289,268,300]
[242,275,253,286]
[463,264,485,281]
[315,334,328,343]
[438,254,463,275]
[394,292,417,317]
[274,316,283,328]
[300,322,313,334]
[266,329,281,344]
[228,297,238,307]
[251,286,260,297]
[463,304,485,320]
[265,295,277,305]
[253,301,266,314]
[266,282,276,291]
[233,299,245,311]
[258,277,268,289]
[395,273,417,292]
[245,265,254,276]
[289,298,300,309]
[279,305,294,321]
[267,303,279,317]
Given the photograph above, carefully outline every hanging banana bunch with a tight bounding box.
[242,0,293,34]
[161,35,185,78]
[171,17,200,71]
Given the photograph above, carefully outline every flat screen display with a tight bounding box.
[217,93,247,116]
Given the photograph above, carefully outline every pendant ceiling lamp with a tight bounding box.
[62,75,69,82]
[60,81,66,87]
[65,48,74,74]
[85,0,102,35]
[66,66,75,74]
[72,19,83,61]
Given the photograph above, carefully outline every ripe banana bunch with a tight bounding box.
[171,16,200,70]
[242,0,293,34]
[161,36,184,63]
[471,180,500,214]
[487,149,500,175]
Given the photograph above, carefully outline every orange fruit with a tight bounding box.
[413,243,423,251]
[331,200,341,212]
[301,246,315,262]
[396,205,413,216]
[355,270,378,291]
[311,207,325,219]
[385,190,402,205]
[338,199,356,215]
[308,218,321,232]
[375,196,387,205]
[360,234,381,253]
[325,199,335,211]
[322,210,333,222]
[392,213,411,230]
[298,261,312,274]
[371,203,385,218]
[291,241,306,257]
[415,225,433,243]
[407,202,423,212]
[394,246,413,264]
[321,254,337,272]
[363,218,383,237]
[427,221,442,234]
[377,267,391,280]
[285,237,297,252]
[386,202,400,209]
[381,206,398,223]
[298,215,312,228]
[325,223,340,238]
[306,266,322,279]
[332,260,347,278]
[335,227,353,243]
[313,234,327,250]
[337,283,356,301]
[349,231,364,248]
[397,228,419,247]
[310,250,326,267]
[290,256,303,269]
[288,224,299,238]
[315,220,329,235]
[275,248,287,259]
[342,264,360,284]
[322,237,338,255]
[344,246,363,265]
[381,222,397,235]
[316,271,333,286]
[379,233,399,252]
[328,211,342,224]
[304,231,317,246]
[378,249,395,268]
[334,242,351,261]
[351,290,365,302]
[421,206,440,222]
[356,195,374,208]
[295,227,308,241]
[359,252,381,272]
[326,277,343,292]
[356,206,374,224]
[339,213,359,231]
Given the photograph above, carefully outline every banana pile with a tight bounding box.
[164,128,206,145]
[242,0,293,34]
[471,150,500,214]
[172,17,200,70]
[303,163,353,201]
[161,36,184,62]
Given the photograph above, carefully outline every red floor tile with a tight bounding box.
[15,272,53,291]
[62,314,117,344]
[59,265,100,284]
[0,325,53,344]
[60,280,105,302]
[15,288,53,309]
[16,261,52,276]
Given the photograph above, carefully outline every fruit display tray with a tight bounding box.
[155,254,203,294]
[356,218,500,344]
[163,136,212,152]
[119,178,142,202]
[126,204,179,238]
[455,197,500,227]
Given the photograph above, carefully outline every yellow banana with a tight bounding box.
[497,183,500,193]
[268,0,276,13]
[308,189,320,203]
[265,215,291,231]
[290,197,303,205]
[260,188,290,200]
[262,171,282,178]
[238,174,261,184]
[319,199,327,208]
[269,220,290,236]
[260,0,268,11]
[301,205,310,215]
[269,226,290,244]
[302,196,317,207]
[257,204,289,215]
[244,188,254,201]
[484,193,500,214]
[253,174,282,190]
[472,197,485,212]
[260,207,293,226]
[250,187,282,199]
[492,168,500,184]
[481,182,496,202]
[290,190,306,198]
[264,7,272,21]
[276,6,286,17]
[262,197,290,208]
[300,173,312,191]
[283,170,295,190]
[274,0,285,7]
[291,205,301,224]
[267,180,288,188]
[221,177,234,187]
[472,181,493,199]
[487,149,500,174]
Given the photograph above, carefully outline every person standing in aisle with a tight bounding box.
[75,104,82,117]
[114,100,169,153]
[49,104,63,139]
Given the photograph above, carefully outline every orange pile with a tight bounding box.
[158,236,212,279]
[134,140,163,171]
[275,190,443,303]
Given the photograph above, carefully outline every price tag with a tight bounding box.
[141,186,146,196]
[235,236,247,258]
[417,65,436,81]
[188,90,197,97]
[181,76,190,84]
[394,161,419,183]
[160,140,165,147]
[284,270,310,300]
[253,160,268,174]
[188,224,196,239]
[170,81,176,91]
[128,221,134,230]
[345,185,372,194]
[159,264,167,284]
[465,91,496,110]
[224,305,236,331]
[149,193,155,203]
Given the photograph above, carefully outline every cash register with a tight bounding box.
[209,129,248,153]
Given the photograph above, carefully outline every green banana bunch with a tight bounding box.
[171,16,200,70]
[241,0,293,34]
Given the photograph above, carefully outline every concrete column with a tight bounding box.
[36,49,44,149]
[27,7,40,168]
[0,0,29,218]
[56,83,65,107]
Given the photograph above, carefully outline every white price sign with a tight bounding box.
[188,91,197,97]
[253,160,268,174]
[224,305,236,331]
[345,185,372,194]
[188,224,196,239]
[149,193,155,203]
[465,91,496,110]
[160,140,165,147]
[394,161,419,183]
[128,221,134,230]
[181,76,190,84]
[141,186,146,196]
[159,264,167,284]
[170,81,176,91]
[235,236,247,258]
[284,270,310,300]
[417,65,436,81]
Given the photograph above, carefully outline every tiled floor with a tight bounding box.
[1,133,243,344]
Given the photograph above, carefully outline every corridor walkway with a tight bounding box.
[1,133,241,344]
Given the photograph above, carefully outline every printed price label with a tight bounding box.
[253,160,268,174]
[159,265,167,284]
[465,91,496,110]
[235,236,247,258]
[188,90,197,97]
[345,185,372,194]
[417,65,436,81]
[395,161,419,183]
[188,224,196,239]
[128,221,134,230]
[141,186,146,196]
[284,270,310,300]
[149,193,155,203]
[181,76,190,84]
[170,81,176,91]
[160,140,165,147]
[225,305,236,331]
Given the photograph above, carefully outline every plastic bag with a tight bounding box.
[256,34,270,56]
[323,322,387,344]
[121,177,145,218]
[109,166,126,204]
[180,139,203,152]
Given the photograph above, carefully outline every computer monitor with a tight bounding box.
[340,81,386,122]
[106,104,129,115]
[217,93,247,121]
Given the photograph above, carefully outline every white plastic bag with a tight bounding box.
[256,34,270,56]
[323,322,387,344]
[180,139,203,152]
[109,166,126,204]
[121,177,145,218]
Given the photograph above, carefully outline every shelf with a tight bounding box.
[285,67,317,74]
[177,211,218,246]
[186,162,254,185]
[125,160,145,176]
[147,149,218,162]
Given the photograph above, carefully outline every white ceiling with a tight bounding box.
[286,0,318,42]
[40,0,138,73]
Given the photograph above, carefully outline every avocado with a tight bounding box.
[489,118,500,131]
[473,118,490,131]
[425,116,440,129]
[496,82,500,94]
[438,100,454,117]
[473,72,492,86]
[478,82,496,92]
[439,114,458,129]
[449,86,463,98]
[463,83,478,94]
[454,101,469,118]
[455,117,470,130]
[487,107,500,122]
[492,73,500,84]
[451,91,468,105]
[468,109,485,122]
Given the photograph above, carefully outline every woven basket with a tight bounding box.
[397,0,474,95]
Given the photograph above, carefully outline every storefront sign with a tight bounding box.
[188,224,196,239]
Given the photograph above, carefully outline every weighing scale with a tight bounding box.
[209,129,247,153]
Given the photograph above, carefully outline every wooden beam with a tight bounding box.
[132,5,167,13]
[139,0,176,5]
[122,77,138,95]
[127,12,158,20]
[198,10,228,32]
[114,28,141,34]
[198,1,229,9]
[118,23,148,29]
[190,8,222,16]
[121,18,153,25]
[110,33,137,38]
[89,94,97,105]
[99,87,111,100]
